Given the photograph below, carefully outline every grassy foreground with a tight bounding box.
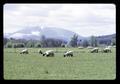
[4,48,116,80]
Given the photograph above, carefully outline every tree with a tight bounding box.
[111,37,116,46]
[26,41,34,48]
[40,35,47,47]
[35,42,41,48]
[77,39,82,46]
[4,38,9,46]
[90,36,98,47]
[82,40,89,47]
[6,42,12,48]
[13,43,25,48]
[45,38,63,47]
[61,43,65,47]
[69,34,78,47]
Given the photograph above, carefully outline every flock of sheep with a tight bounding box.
[20,48,73,57]
[20,46,114,57]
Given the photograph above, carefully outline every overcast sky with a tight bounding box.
[4,4,116,37]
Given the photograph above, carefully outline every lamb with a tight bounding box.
[39,50,54,57]
[90,47,99,53]
[64,51,73,57]
[20,48,29,54]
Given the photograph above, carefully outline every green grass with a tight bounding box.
[4,48,116,80]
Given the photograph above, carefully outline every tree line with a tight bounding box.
[4,34,116,48]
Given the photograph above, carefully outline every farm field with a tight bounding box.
[4,47,116,80]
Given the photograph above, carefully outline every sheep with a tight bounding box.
[87,46,93,49]
[64,51,73,57]
[113,45,116,48]
[43,50,54,57]
[78,46,84,49]
[90,47,99,53]
[103,47,112,53]
[20,48,29,54]
[108,46,112,49]
[39,50,54,57]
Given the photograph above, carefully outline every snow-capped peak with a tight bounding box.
[31,31,40,36]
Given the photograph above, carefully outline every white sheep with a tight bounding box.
[87,46,93,49]
[108,46,112,48]
[78,46,84,49]
[64,51,73,57]
[103,47,112,53]
[90,47,99,53]
[20,48,29,54]
[113,45,116,48]
[39,50,54,57]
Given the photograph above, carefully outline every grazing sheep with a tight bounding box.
[108,46,112,49]
[20,49,29,54]
[103,47,112,53]
[113,45,116,48]
[78,46,84,49]
[43,50,54,57]
[64,51,73,57]
[87,46,93,49]
[39,50,54,57]
[90,48,99,53]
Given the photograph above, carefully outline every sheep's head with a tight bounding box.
[39,50,43,54]
[43,53,45,56]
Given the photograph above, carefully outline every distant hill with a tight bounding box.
[4,26,85,42]
[96,34,115,40]
[4,26,116,44]
[95,34,116,45]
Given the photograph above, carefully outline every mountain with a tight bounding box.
[4,26,115,43]
[96,34,116,41]
[97,34,115,39]
[4,26,84,42]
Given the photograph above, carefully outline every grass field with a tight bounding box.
[4,47,116,80]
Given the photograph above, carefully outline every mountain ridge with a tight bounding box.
[4,26,84,42]
[4,26,116,42]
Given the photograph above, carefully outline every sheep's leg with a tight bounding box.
[46,55,49,57]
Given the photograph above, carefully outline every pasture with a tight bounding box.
[4,47,116,80]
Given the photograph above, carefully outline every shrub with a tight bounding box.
[6,42,12,48]
[35,43,41,48]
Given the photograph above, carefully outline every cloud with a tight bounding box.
[4,4,115,36]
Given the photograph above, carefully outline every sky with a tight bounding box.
[4,4,116,37]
